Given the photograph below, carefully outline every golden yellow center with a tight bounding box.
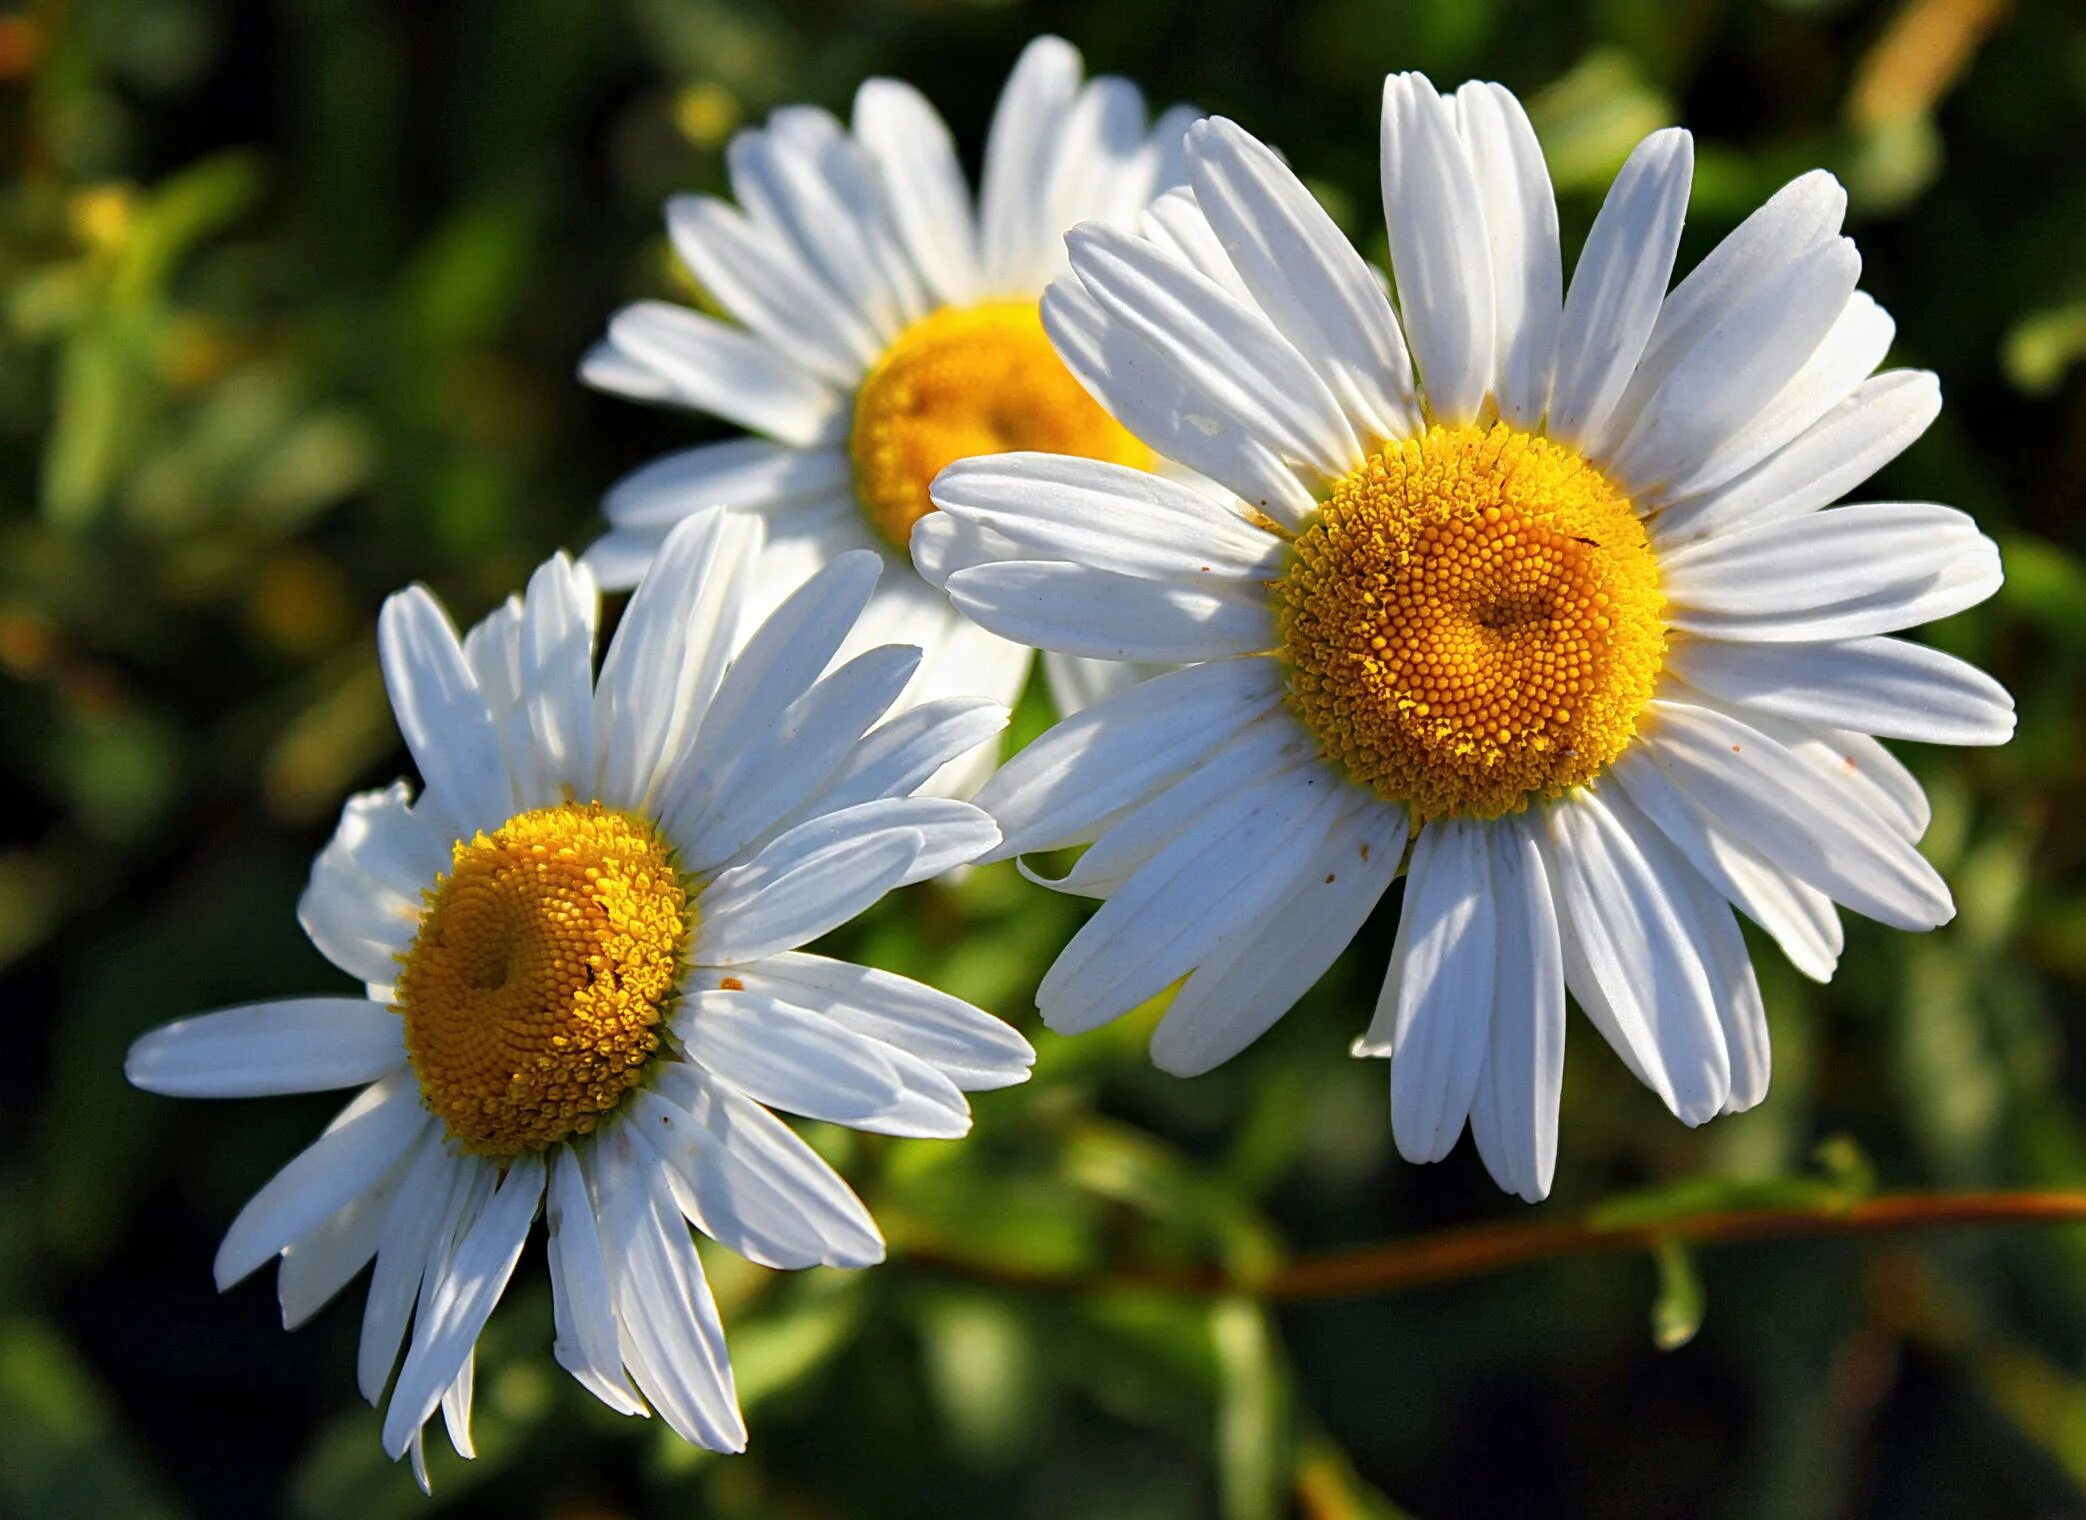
[848,299,1153,549]
[1277,423,1666,821]
[395,801,690,1157]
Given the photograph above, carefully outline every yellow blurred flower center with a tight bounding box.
[396,802,690,1157]
[849,299,1152,549]
[1277,423,1665,821]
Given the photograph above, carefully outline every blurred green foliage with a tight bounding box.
[2,0,2085,1516]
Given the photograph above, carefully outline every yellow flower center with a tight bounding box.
[849,299,1152,549]
[395,801,690,1157]
[1277,423,1665,821]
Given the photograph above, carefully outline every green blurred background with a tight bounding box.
[3,0,2084,1514]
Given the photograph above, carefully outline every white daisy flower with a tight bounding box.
[124,514,1032,1484]
[582,35,1198,778]
[914,76,2013,1202]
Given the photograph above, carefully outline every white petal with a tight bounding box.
[664,194,880,385]
[1651,290,1896,507]
[1048,74,1157,233]
[1379,72,1495,424]
[128,998,404,1099]
[928,452,1283,580]
[657,550,883,825]
[604,301,845,447]
[593,511,761,813]
[1186,116,1418,443]
[277,1150,410,1330]
[546,1146,647,1417]
[1138,185,1248,298]
[975,657,1286,857]
[1064,222,1361,477]
[1153,790,1405,1077]
[1662,504,2003,641]
[1607,169,1848,446]
[1540,791,1730,1125]
[1549,128,1694,450]
[602,439,855,538]
[1461,817,1566,1201]
[1036,766,1345,1035]
[1041,651,1167,718]
[592,1129,746,1452]
[214,1073,432,1290]
[1665,852,1771,1114]
[801,697,1010,817]
[1747,712,1931,843]
[1607,237,1861,493]
[674,643,919,871]
[1039,278,1318,522]
[695,798,998,964]
[1372,820,1498,1163]
[298,783,438,987]
[580,337,680,405]
[1451,82,1561,430]
[381,1154,543,1459]
[1666,634,2013,746]
[358,1144,482,1405]
[643,1066,884,1270]
[682,986,907,1126]
[1635,697,1951,928]
[378,586,512,836]
[718,951,1034,1090]
[943,559,1276,663]
[1610,741,1843,982]
[854,77,979,307]
[1650,370,1942,547]
[978,36,1084,293]
[519,553,599,799]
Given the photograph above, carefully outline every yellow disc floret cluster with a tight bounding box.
[849,298,1152,548]
[1277,423,1666,821]
[395,801,690,1157]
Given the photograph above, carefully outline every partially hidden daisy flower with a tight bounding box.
[915,76,2013,1201]
[582,36,1197,774]
[125,513,1032,1483]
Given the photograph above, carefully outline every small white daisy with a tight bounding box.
[582,35,1198,775]
[914,76,2013,1201]
[125,514,1031,1483]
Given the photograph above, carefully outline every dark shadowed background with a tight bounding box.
[3,0,2084,1515]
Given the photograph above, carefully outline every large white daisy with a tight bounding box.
[914,76,2013,1201]
[582,36,1197,769]
[125,514,1031,1483]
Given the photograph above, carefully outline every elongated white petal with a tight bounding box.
[975,657,1286,858]
[214,1074,432,1290]
[1187,116,1418,443]
[1550,128,1694,451]
[854,76,979,307]
[1662,504,2003,641]
[1452,81,1561,429]
[675,643,920,870]
[1065,222,1361,478]
[1666,849,1771,1114]
[1651,370,1941,547]
[930,452,1282,580]
[359,1143,477,1404]
[1666,634,2013,746]
[604,301,844,447]
[1636,698,1951,928]
[593,511,761,812]
[1541,792,1730,1124]
[642,1067,885,1271]
[1380,72,1495,424]
[1464,817,1565,1201]
[277,1151,411,1330]
[1139,185,1249,297]
[1371,820,1498,1163]
[979,36,1084,292]
[1041,278,1319,523]
[682,987,907,1126]
[802,698,1010,818]
[664,194,880,385]
[944,560,1276,664]
[546,1147,647,1417]
[381,1154,543,1460]
[1608,237,1861,494]
[128,998,403,1099]
[378,586,512,836]
[602,439,855,536]
[592,1129,746,1452]
[1037,766,1345,1034]
[719,952,1034,1091]
[519,553,598,799]
[1153,790,1405,1077]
